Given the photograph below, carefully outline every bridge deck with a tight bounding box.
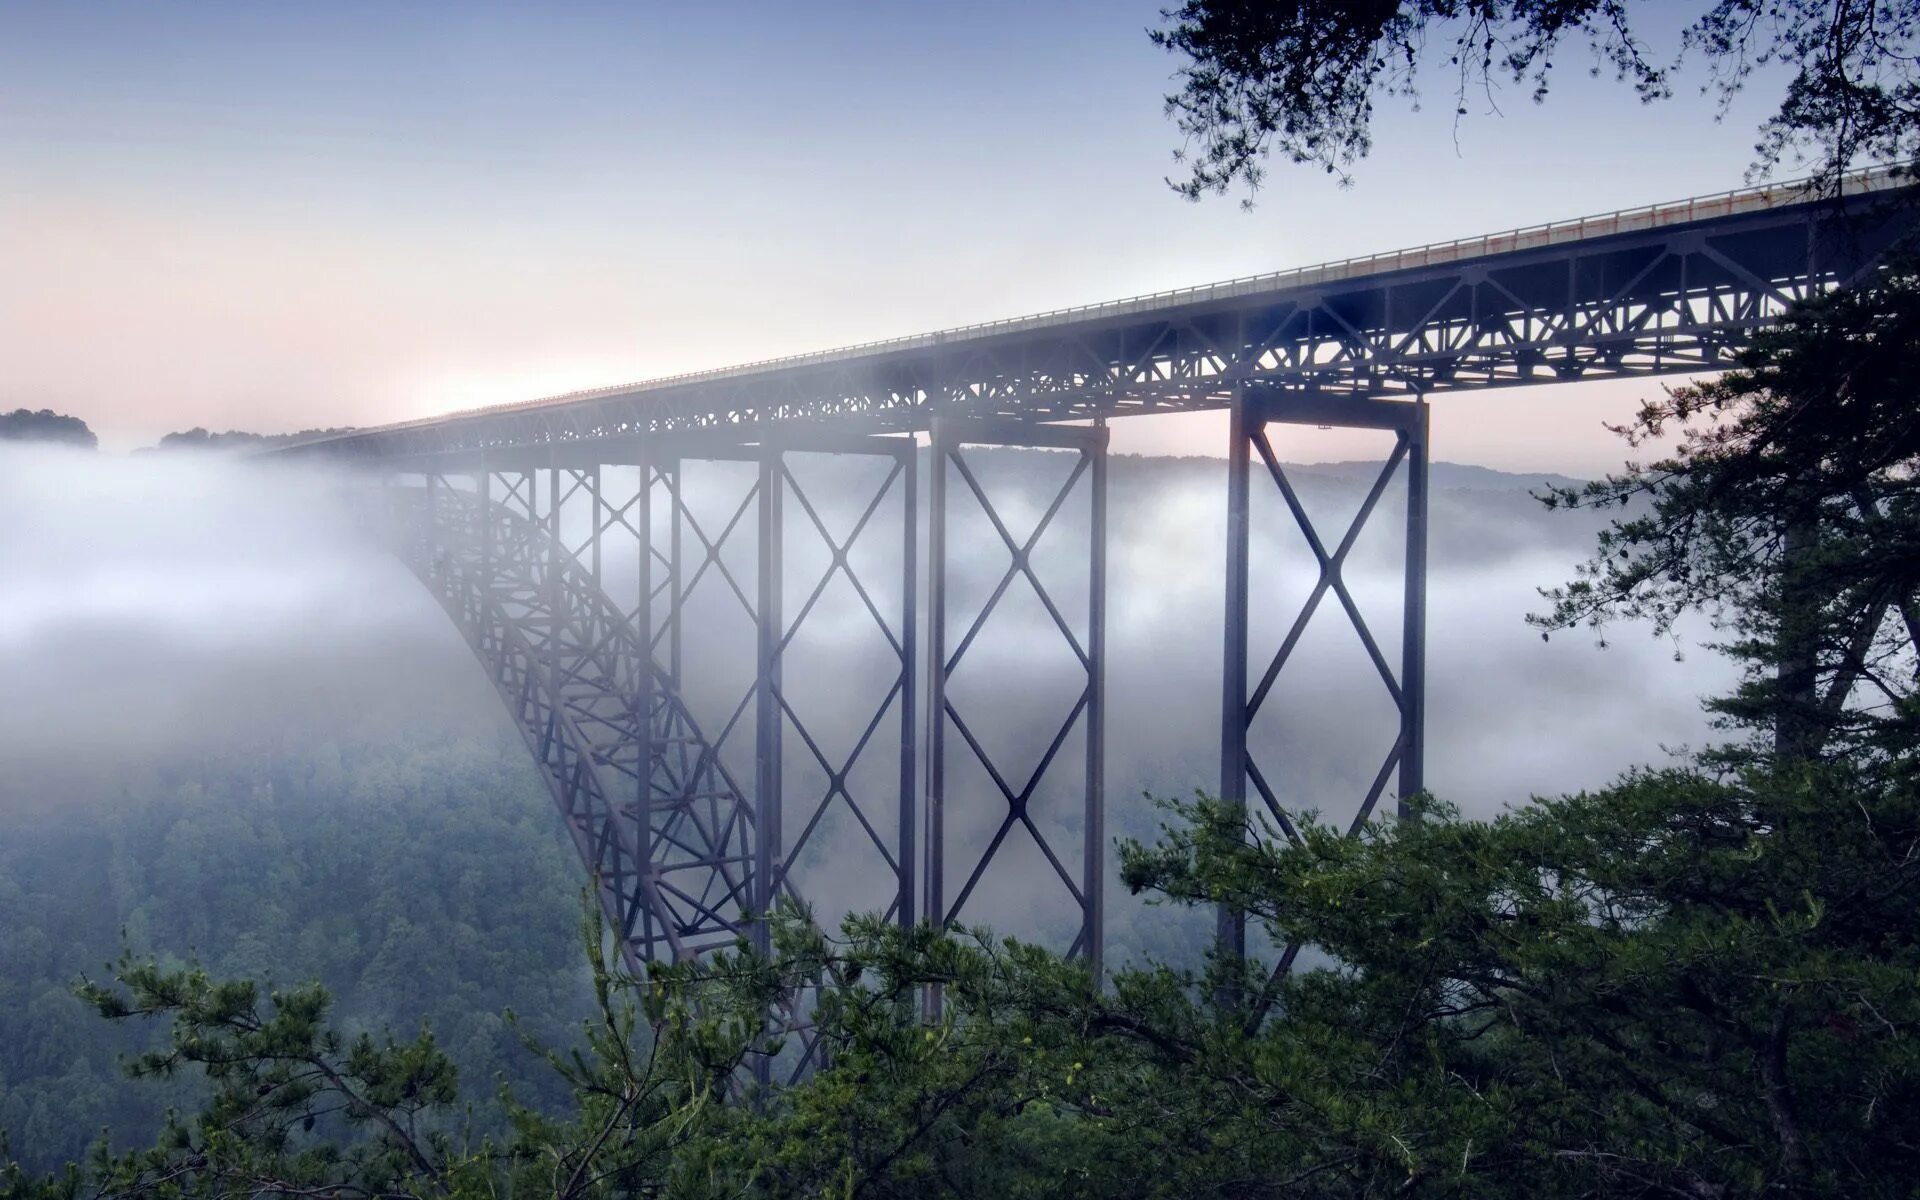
[284,167,1912,466]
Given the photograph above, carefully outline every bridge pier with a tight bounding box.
[925,417,1108,983]
[644,431,920,949]
[640,429,917,1080]
[1218,387,1429,979]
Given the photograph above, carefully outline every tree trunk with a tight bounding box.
[1774,519,1821,762]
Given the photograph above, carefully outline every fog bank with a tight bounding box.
[0,443,1734,957]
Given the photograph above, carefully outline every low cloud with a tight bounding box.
[0,443,1733,960]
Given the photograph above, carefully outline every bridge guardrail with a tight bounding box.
[282,163,1909,449]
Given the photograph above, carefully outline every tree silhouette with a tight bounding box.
[1154,1,1920,204]
[0,409,96,449]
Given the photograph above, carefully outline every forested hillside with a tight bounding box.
[0,735,591,1168]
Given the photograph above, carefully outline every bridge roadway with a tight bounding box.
[287,168,1911,468]
[283,172,1914,1050]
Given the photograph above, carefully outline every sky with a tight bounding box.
[1,1,1800,468]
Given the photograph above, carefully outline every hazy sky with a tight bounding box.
[2,2,1797,466]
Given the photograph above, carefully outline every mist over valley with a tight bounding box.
[0,438,1735,1168]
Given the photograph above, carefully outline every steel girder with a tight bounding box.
[291,188,1908,469]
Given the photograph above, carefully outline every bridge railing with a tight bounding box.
[293,164,1908,452]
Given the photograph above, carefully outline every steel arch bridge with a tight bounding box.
[281,169,1914,989]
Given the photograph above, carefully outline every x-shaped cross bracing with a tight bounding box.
[647,433,919,952]
[926,417,1107,977]
[1219,386,1429,1011]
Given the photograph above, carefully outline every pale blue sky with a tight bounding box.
[1,2,1798,466]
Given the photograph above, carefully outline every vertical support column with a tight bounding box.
[748,445,779,1090]
[635,440,654,729]
[754,444,784,955]
[547,451,563,731]
[924,432,948,957]
[898,445,919,932]
[1218,387,1432,1006]
[668,460,684,694]
[478,456,493,593]
[423,471,438,563]
[1085,422,1108,985]
[587,464,603,590]
[633,436,657,958]
[622,442,764,964]
[1399,402,1429,817]
[1217,389,1250,965]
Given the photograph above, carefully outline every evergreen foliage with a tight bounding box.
[0,737,592,1173]
[1535,255,1920,768]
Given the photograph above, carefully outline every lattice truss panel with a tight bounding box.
[404,467,755,965]
[650,434,917,949]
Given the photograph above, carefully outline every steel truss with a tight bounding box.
[926,418,1107,978]
[1217,387,1428,979]
[411,462,754,965]
[311,180,1917,1049]
[296,186,1908,467]
[645,430,919,951]
[401,431,916,984]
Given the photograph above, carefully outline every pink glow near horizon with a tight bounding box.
[2,3,1772,470]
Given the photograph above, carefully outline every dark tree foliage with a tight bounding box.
[1115,771,1920,1197]
[14,757,1915,1198]
[0,911,750,1200]
[0,737,593,1174]
[1153,1,1920,202]
[1534,256,1920,768]
[0,409,96,449]
[695,763,1920,1198]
